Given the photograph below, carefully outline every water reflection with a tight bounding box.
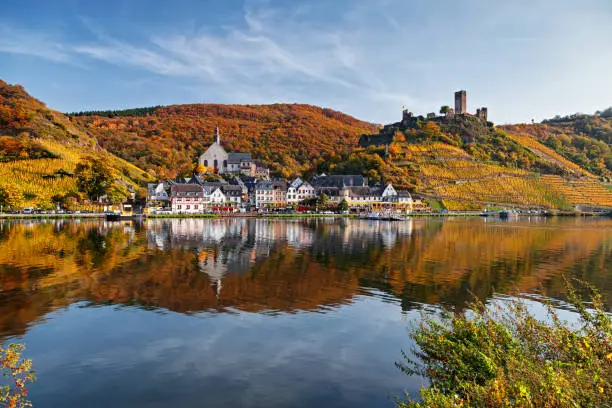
[1,217,612,407]
[0,217,611,340]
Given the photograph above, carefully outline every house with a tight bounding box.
[273,181,288,207]
[227,152,253,174]
[337,183,413,212]
[311,174,368,199]
[170,184,205,214]
[287,178,316,203]
[255,181,274,208]
[254,162,270,179]
[255,180,288,208]
[221,185,243,206]
[296,180,316,201]
[210,187,227,205]
[147,182,169,205]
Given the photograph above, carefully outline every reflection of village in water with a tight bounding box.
[145,218,415,297]
[1,217,612,341]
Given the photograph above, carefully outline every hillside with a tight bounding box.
[352,111,612,210]
[501,109,612,179]
[3,78,611,211]
[70,104,379,179]
[0,80,152,209]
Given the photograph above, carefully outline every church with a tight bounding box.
[198,127,254,174]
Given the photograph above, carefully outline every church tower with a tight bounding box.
[215,126,220,144]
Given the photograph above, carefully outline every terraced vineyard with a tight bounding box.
[508,133,592,176]
[0,139,151,209]
[540,175,612,207]
[389,142,569,209]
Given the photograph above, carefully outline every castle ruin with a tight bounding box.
[454,90,467,114]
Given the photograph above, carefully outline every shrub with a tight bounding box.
[0,343,35,408]
[397,281,612,407]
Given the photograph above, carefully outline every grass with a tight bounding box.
[397,280,612,407]
[425,199,445,211]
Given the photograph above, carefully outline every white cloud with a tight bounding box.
[0,25,72,63]
[1,0,611,123]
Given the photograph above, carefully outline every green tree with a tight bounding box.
[106,185,129,204]
[1,343,35,408]
[75,158,115,201]
[318,193,329,206]
[439,105,450,115]
[338,199,349,212]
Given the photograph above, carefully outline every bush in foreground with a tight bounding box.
[1,344,35,408]
[398,283,611,407]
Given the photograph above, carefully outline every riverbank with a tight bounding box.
[0,213,105,219]
[1,211,609,219]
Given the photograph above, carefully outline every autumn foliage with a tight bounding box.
[70,103,378,179]
[0,79,152,208]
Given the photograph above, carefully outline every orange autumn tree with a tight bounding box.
[0,344,35,408]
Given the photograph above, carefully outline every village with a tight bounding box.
[145,127,417,215]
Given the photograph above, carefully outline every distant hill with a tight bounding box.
[349,111,612,210]
[0,79,152,209]
[69,104,379,179]
[501,109,612,179]
[3,78,611,211]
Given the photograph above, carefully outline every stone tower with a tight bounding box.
[454,90,467,114]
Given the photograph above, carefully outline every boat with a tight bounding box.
[105,202,145,221]
[499,209,518,219]
[360,211,406,221]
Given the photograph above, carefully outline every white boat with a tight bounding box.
[360,211,406,221]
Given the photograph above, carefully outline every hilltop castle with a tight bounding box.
[402,90,487,123]
[359,90,491,147]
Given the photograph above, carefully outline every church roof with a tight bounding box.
[311,175,367,188]
[227,152,252,164]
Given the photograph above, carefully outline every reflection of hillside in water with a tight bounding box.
[0,217,611,340]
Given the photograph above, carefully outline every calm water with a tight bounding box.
[1,217,611,407]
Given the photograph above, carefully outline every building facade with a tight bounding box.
[171,184,205,214]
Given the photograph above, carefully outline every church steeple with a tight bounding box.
[215,126,220,144]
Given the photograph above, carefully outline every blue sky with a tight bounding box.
[1,0,611,124]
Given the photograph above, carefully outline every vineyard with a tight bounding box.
[0,79,153,209]
[508,133,592,177]
[540,175,612,207]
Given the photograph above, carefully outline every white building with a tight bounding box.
[287,178,316,203]
[170,184,205,214]
[147,183,169,206]
[198,127,229,173]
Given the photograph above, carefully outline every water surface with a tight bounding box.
[1,217,611,407]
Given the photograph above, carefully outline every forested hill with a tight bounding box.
[501,109,612,180]
[70,104,379,179]
[0,79,152,209]
[348,110,612,210]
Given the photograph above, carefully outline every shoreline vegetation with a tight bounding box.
[397,281,612,407]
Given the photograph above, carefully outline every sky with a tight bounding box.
[1,0,611,125]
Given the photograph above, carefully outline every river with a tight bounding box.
[0,217,611,407]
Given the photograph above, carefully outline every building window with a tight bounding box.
[187,205,191,210]
[204,160,208,167]
[194,205,198,209]
[223,160,228,168]
[214,159,218,170]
